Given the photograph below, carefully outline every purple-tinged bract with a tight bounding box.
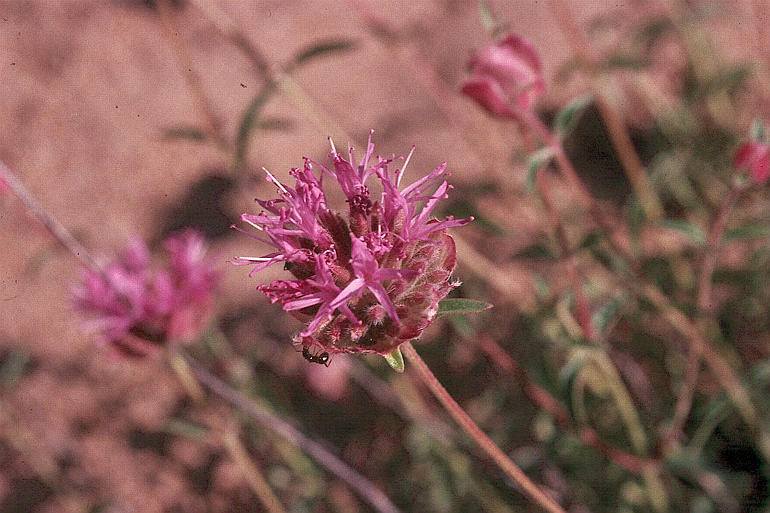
[734,140,770,185]
[72,229,219,358]
[235,133,472,355]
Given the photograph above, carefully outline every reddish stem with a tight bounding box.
[0,160,99,272]
[476,335,650,475]
[400,342,570,513]
[181,352,403,513]
[662,183,745,449]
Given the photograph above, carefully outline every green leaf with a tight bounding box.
[636,18,674,46]
[448,315,475,338]
[725,223,770,241]
[161,126,207,142]
[478,1,506,37]
[164,418,208,440]
[513,242,556,261]
[698,64,753,97]
[0,349,31,388]
[383,348,405,373]
[601,54,645,70]
[436,299,493,317]
[234,85,275,173]
[290,39,356,70]
[479,1,496,34]
[751,118,766,142]
[554,95,593,137]
[526,147,554,191]
[659,219,706,245]
[592,294,628,336]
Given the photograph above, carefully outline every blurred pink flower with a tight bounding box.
[734,140,770,185]
[72,229,219,358]
[461,33,545,118]
[235,132,471,356]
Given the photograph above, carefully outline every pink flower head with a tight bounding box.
[236,132,472,355]
[72,229,219,358]
[734,140,770,185]
[461,33,545,118]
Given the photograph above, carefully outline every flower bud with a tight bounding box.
[461,33,545,119]
[734,140,770,185]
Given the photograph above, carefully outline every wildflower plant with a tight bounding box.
[235,133,473,357]
[72,230,218,357]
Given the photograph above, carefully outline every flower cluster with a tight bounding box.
[461,33,545,119]
[236,133,471,355]
[73,230,218,357]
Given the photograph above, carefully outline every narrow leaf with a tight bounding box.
[725,223,770,241]
[436,298,493,317]
[234,86,275,173]
[698,64,753,97]
[383,348,405,373]
[751,118,766,142]
[164,418,208,440]
[291,39,356,69]
[554,95,593,136]
[554,95,593,137]
[161,126,207,142]
[526,147,554,191]
[601,54,645,70]
[659,219,706,245]
[0,349,31,388]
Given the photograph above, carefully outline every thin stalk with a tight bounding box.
[662,182,745,449]
[180,351,404,513]
[476,335,652,476]
[521,111,596,207]
[400,342,570,513]
[186,0,358,146]
[0,160,99,271]
[606,271,759,431]
[535,171,595,341]
[223,431,288,513]
[545,0,664,220]
[156,0,230,151]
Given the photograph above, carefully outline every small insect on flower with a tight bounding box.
[302,345,331,367]
[235,132,472,358]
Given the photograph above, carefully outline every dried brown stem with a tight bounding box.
[0,160,99,271]
[400,342,570,513]
[180,352,403,513]
[223,431,288,513]
[156,0,230,150]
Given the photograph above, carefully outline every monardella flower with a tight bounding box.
[72,229,219,358]
[734,140,770,185]
[461,33,545,119]
[235,133,472,355]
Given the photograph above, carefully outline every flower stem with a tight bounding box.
[545,0,664,221]
[179,351,404,513]
[400,342,569,513]
[0,159,99,272]
[223,431,288,513]
[663,182,746,449]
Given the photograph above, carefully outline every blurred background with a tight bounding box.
[2,0,770,512]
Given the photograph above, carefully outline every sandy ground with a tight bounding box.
[0,1,762,511]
